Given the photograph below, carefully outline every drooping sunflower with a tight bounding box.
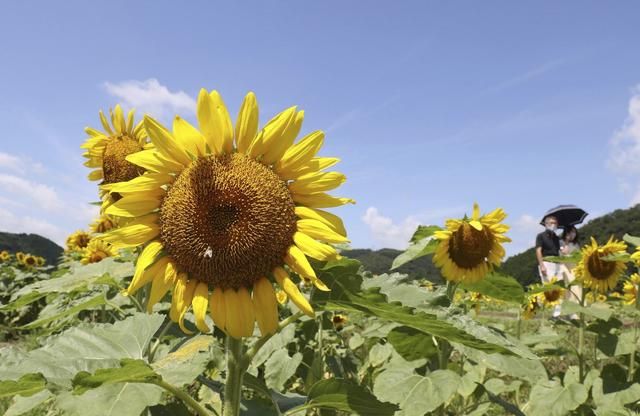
[66,230,91,252]
[0,251,10,262]
[534,277,565,307]
[574,237,627,293]
[81,105,148,211]
[90,214,117,234]
[101,89,353,338]
[623,273,640,306]
[81,239,117,264]
[432,203,511,283]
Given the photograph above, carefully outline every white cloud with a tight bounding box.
[103,78,196,119]
[361,207,421,249]
[0,173,63,211]
[507,214,543,256]
[0,152,23,173]
[0,207,66,245]
[608,85,640,205]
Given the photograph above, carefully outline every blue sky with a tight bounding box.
[1,1,640,256]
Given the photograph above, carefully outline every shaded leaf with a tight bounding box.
[72,359,160,394]
[0,373,46,399]
[460,272,524,304]
[304,378,398,416]
[387,326,437,362]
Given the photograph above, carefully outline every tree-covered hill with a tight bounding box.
[343,248,444,283]
[500,204,640,286]
[0,231,63,265]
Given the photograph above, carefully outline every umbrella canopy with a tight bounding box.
[540,205,588,227]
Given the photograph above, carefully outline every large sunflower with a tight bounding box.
[432,203,510,283]
[81,239,117,265]
[81,105,148,210]
[575,237,627,293]
[101,89,353,338]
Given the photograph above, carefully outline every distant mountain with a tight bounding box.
[0,231,63,265]
[343,248,444,284]
[501,205,640,286]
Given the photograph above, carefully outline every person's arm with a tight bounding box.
[535,234,547,276]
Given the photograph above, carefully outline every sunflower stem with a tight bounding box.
[628,315,638,382]
[577,289,586,383]
[223,336,244,416]
[155,379,212,416]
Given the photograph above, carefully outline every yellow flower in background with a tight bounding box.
[522,295,539,320]
[66,230,91,252]
[81,239,117,264]
[332,313,348,331]
[81,105,148,211]
[22,254,37,268]
[16,252,25,263]
[575,237,627,293]
[535,277,565,307]
[623,273,640,306]
[90,214,117,234]
[631,247,640,265]
[100,89,353,338]
[275,289,288,305]
[35,256,45,267]
[432,203,511,283]
[0,251,10,262]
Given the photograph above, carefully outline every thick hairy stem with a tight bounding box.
[223,336,244,416]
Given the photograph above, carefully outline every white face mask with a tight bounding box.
[546,224,557,232]
[554,228,563,237]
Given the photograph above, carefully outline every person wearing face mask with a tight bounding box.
[536,215,562,316]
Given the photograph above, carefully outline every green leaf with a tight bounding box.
[152,335,215,386]
[56,383,163,416]
[0,291,47,311]
[264,350,303,392]
[19,293,106,329]
[314,259,516,355]
[72,359,161,394]
[387,326,437,361]
[523,378,588,416]
[543,251,583,264]
[0,313,164,388]
[410,225,442,243]
[251,324,296,369]
[561,302,613,321]
[460,272,524,304]
[4,389,52,416]
[368,343,393,367]
[457,346,547,383]
[0,373,46,399]
[373,368,460,416]
[391,237,439,270]
[623,233,640,247]
[304,379,398,416]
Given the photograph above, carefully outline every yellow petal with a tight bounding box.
[178,279,198,334]
[104,173,172,194]
[170,273,188,322]
[289,171,346,194]
[237,287,255,337]
[113,105,127,135]
[126,241,163,295]
[472,203,480,220]
[278,157,340,181]
[105,193,161,218]
[469,220,483,231]
[173,116,206,158]
[84,127,104,138]
[126,149,184,174]
[294,207,347,236]
[293,232,339,261]
[128,256,169,296]
[146,260,177,312]
[101,221,159,249]
[296,219,349,243]
[292,192,355,208]
[99,110,114,135]
[273,267,314,317]
[210,287,226,331]
[275,131,324,173]
[224,289,254,338]
[252,278,279,335]
[196,89,224,155]
[126,109,135,132]
[235,92,259,154]
[144,115,191,167]
[259,107,300,164]
[210,91,234,153]
[284,245,325,289]
[192,282,211,332]
[88,169,103,181]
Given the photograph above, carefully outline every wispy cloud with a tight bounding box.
[103,78,196,119]
[0,173,63,212]
[607,85,640,205]
[482,58,565,95]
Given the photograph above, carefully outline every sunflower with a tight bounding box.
[522,295,539,320]
[16,252,25,263]
[35,257,45,267]
[81,105,148,211]
[100,89,352,338]
[81,239,117,265]
[0,251,10,262]
[275,289,288,305]
[535,277,565,307]
[623,273,640,306]
[332,313,348,331]
[22,254,37,268]
[90,214,117,234]
[66,230,91,252]
[432,203,510,283]
[575,237,627,293]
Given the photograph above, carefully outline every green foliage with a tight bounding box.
[304,379,398,415]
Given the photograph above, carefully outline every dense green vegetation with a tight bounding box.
[0,231,63,265]
[342,248,444,283]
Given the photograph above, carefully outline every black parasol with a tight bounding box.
[540,205,588,227]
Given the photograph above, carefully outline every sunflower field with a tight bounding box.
[2,91,640,416]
